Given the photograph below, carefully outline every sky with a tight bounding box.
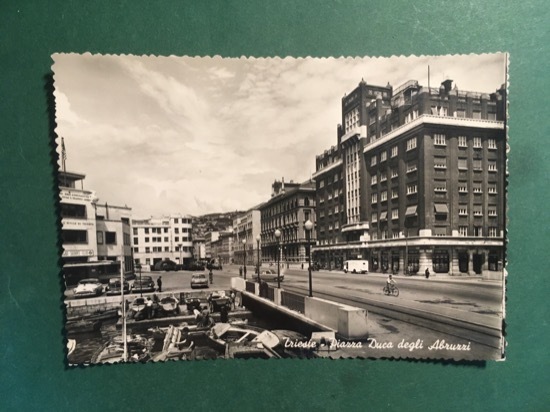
[53,53,506,218]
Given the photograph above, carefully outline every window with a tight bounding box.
[456,109,466,118]
[145,237,150,243]
[380,191,387,202]
[97,231,104,244]
[473,137,482,148]
[488,112,497,120]
[319,180,324,188]
[371,156,377,166]
[434,181,447,192]
[145,247,150,253]
[488,208,497,217]
[407,162,417,173]
[434,134,446,146]
[371,193,378,204]
[391,146,398,158]
[488,162,498,172]
[174,218,179,224]
[164,228,168,233]
[459,226,468,236]
[488,139,497,149]
[458,158,468,170]
[458,184,468,193]
[133,228,138,235]
[380,171,387,182]
[380,151,387,162]
[474,227,483,237]
[105,231,116,245]
[391,189,398,199]
[473,208,483,217]
[473,110,481,119]
[133,247,139,253]
[458,136,467,147]
[145,228,149,234]
[434,157,447,169]
[164,247,170,252]
[489,227,498,237]
[60,203,87,219]
[392,209,399,220]
[473,159,482,171]
[488,186,497,194]
[334,174,338,182]
[407,184,417,195]
[407,137,417,151]
[133,237,138,245]
[371,175,378,185]
[459,207,468,216]
[175,228,179,234]
[391,168,399,179]
[371,212,378,223]
[164,237,169,242]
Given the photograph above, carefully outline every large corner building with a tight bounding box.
[313,78,506,279]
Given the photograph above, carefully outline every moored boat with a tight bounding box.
[66,319,101,334]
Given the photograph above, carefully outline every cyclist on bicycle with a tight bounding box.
[386,274,396,292]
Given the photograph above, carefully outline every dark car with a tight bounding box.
[131,275,156,293]
[105,278,130,295]
[154,260,178,272]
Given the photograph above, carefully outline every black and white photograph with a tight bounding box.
[53,53,507,363]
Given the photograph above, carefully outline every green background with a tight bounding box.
[1,1,548,410]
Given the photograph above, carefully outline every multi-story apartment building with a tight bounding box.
[259,179,316,265]
[131,214,193,268]
[313,78,506,279]
[233,206,262,267]
[210,231,234,265]
[59,170,132,285]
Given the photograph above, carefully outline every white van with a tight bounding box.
[343,260,369,274]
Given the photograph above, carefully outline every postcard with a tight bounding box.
[53,53,507,363]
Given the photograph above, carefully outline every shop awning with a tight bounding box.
[434,204,449,214]
[405,205,417,216]
[379,211,387,221]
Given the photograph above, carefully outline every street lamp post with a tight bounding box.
[304,220,314,297]
[256,235,261,283]
[274,229,281,289]
[137,263,143,297]
[178,243,182,270]
[242,238,247,280]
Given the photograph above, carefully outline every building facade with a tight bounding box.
[259,179,316,265]
[132,214,193,268]
[233,206,262,267]
[59,171,132,285]
[312,78,506,279]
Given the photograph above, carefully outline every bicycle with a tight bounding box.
[383,284,399,297]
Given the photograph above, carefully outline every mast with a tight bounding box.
[120,256,128,362]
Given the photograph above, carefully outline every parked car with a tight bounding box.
[255,269,284,282]
[190,273,209,289]
[73,278,104,298]
[105,278,130,296]
[132,275,156,293]
[154,260,178,272]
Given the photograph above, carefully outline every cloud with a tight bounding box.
[53,53,506,218]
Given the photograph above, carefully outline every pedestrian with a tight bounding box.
[157,276,162,292]
[425,268,430,279]
[301,262,304,270]
[146,297,153,319]
[239,266,243,277]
